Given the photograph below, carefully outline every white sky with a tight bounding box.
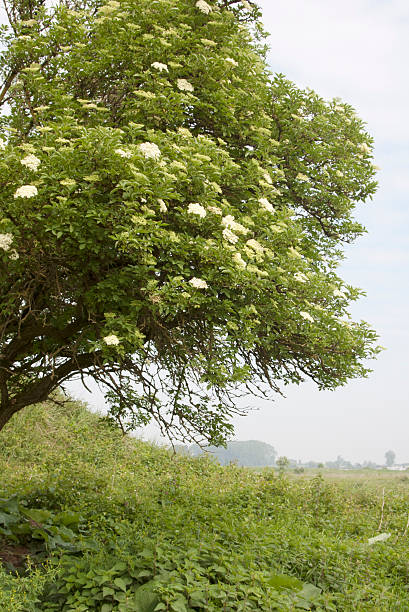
[71,0,409,464]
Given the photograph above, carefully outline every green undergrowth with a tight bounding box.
[1,400,409,611]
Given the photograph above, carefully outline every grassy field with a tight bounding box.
[1,400,409,611]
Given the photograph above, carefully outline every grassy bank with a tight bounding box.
[1,400,409,611]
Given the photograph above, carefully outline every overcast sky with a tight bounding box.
[72,0,409,465]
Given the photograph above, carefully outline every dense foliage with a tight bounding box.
[0,0,379,440]
[1,400,409,611]
[182,439,277,466]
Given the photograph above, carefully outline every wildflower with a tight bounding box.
[246,239,264,254]
[20,154,41,171]
[60,179,76,187]
[223,228,239,244]
[103,334,120,346]
[188,203,206,218]
[177,79,194,92]
[259,198,275,213]
[0,233,13,251]
[368,533,390,545]
[138,142,161,159]
[300,311,314,323]
[151,62,169,72]
[233,252,246,269]
[195,0,212,14]
[225,57,238,67]
[14,185,38,198]
[296,173,311,182]
[115,148,132,158]
[189,277,208,289]
[158,199,167,212]
[294,272,308,283]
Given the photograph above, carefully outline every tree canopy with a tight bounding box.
[0,0,380,441]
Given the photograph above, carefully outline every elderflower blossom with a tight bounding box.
[98,0,120,14]
[14,185,38,198]
[246,239,264,254]
[60,179,76,187]
[296,173,311,182]
[222,215,249,234]
[242,0,252,8]
[222,228,239,244]
[195,0,212,14]
[177,79,194,92]
[115,148,132,158]
[294,272,309,283]
[358,142,371,154]
[139,142,161,159]
[336,170,344,177]
[201,38,217,46]
[288,246,302,259]
[151,62,168,72]
[334,288,347,298]
[300,311,314,323]
[225,57,238,67]
[158,199,167,212]
[103,334,120,346]
[189,277,208,289]
[258,198,275,213]
[188,203,206,218]
[233,252,246,269]
[262,171,272,184]
[20,154,41,171]
[208,206,222,215]
[0,233,13,251]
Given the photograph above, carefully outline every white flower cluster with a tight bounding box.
[177,79,194,92]
[296,173,311,182]
[335,170,344,177]
[288,246,302,259]
[0,233,13,251]
[262,171,272,185]
[333,288,347,298]
[195,0,212,14]
[188,203,206,218]
[233,251,246,269]
[14,185,38,198]
[158,199,167,212]
[222,215,248,234]
[300,311,314,323]
[21,154,41,172]
[225,57,238,67]
[208,206,222,215]
[139,142,161,160]
[103,334,120,346]
[222,228,239,244]
[115,148,132,158]
[358,142,371,154]
[258,198,274,213]
[189,277,208,289]
[241,0,252,9]
[294,272,308,283]
[151,62,168,72]
[246,239,264,254]
[98,0,120,15]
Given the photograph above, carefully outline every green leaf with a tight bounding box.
[266,574,304,592]
[133,581,160,612]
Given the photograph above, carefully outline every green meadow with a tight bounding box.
[1,400,409,611]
